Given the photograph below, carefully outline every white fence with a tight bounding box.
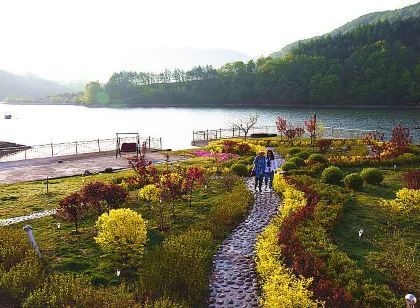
[192,125,376,143]
[0,136,162,162]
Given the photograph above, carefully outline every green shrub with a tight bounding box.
[138,229,214,306]
[204,182,253,239]
[344,173,364,190]
[281,162,297,171]
[307,153,327,164]
[23,274,135,308]
[360,168,384,185]
[309,162,325,175]
[144,298,189,308]
[288,147,302,155]
[321,166,343,185]
[230,163,249,177]
[295,151,311,160]
[0,228,44,305]
[396,152,416,163]
[289,157,306,167]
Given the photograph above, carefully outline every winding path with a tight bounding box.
[208,179,281,307]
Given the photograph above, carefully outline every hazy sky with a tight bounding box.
[0,0,418,82]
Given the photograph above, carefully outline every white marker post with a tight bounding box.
[23,225,41,257]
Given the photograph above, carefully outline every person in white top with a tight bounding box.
[264,149,280,191]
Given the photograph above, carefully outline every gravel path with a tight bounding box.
[208,179,280,307]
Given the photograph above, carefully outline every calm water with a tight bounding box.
[0,103,419,150]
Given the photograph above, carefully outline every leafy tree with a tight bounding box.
[183,167,205,206]
[276,116,287,139]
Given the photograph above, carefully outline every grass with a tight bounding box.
[2,155,237,286]
[0,156,239,219]
[333,168,420,285]
[0,170,135,219]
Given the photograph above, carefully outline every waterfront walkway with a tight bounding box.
[208,178,280,307]
[0,151,185,184]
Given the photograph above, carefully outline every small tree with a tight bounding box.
[231,113,259,141]
[95,208,147,267]
[183,167,206,206]
[390,123,412,156]
[102,184,128,211]
[304,113,317,150]
[57,192,85,233]
[159,173,184,216]
[139,184,161,211]
[80,181,107,214]
[276,116,287,139]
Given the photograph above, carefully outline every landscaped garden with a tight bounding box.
[1,115,419,307]
[255,117,420,307]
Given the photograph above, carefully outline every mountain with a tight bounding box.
[271,2,420,58]
[0,70,75,100]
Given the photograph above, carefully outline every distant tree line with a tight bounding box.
[82,17,420,107]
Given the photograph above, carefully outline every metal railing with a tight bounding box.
[0,136,162,162]
[192,125,377,143]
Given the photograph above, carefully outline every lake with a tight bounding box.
[0,103,419,150]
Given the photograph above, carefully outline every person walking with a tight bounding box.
[264,149,279,191]
[252,150,266,193]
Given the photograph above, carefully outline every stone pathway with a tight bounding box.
[208,179,280,307]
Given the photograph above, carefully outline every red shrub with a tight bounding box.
[57,192,85,232]
[402,170,420,189]
[316,139,332,153]
[277,176,353,307]
[390,124,412,156]
[222,140,237,154]
[80,181,108,214]
[237,143,252,155]
[102,184,129,210]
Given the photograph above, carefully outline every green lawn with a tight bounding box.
[333,168,420,286]
[1,154,239,287]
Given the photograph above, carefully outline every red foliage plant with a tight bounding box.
[57,192,85,232]
[222,140,237,154]
[316,139,332,153]
[277,177,353,306]
[402,170,420,189]
[295,127,305,138]
[80,181,108,214]
[183,167,206,206]
[390,124,412,156]
[304,113,317,144]
[237,143,252,155]
[276,116,288,138]
[101,184,129,210]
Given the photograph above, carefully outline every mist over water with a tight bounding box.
[1,103,419,150]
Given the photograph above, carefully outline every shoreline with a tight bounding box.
[3,101,420,109]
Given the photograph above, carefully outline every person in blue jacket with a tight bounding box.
[253,150,266,192]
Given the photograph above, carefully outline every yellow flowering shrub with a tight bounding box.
[256,216,322,307]
[380,188,420,218]
[139,184,161,203]
[95,208,147,263]
[273,173,306,220]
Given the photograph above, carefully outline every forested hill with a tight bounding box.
[271,2,420,58]
[83,16,420,107]
[0,70,73,100]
